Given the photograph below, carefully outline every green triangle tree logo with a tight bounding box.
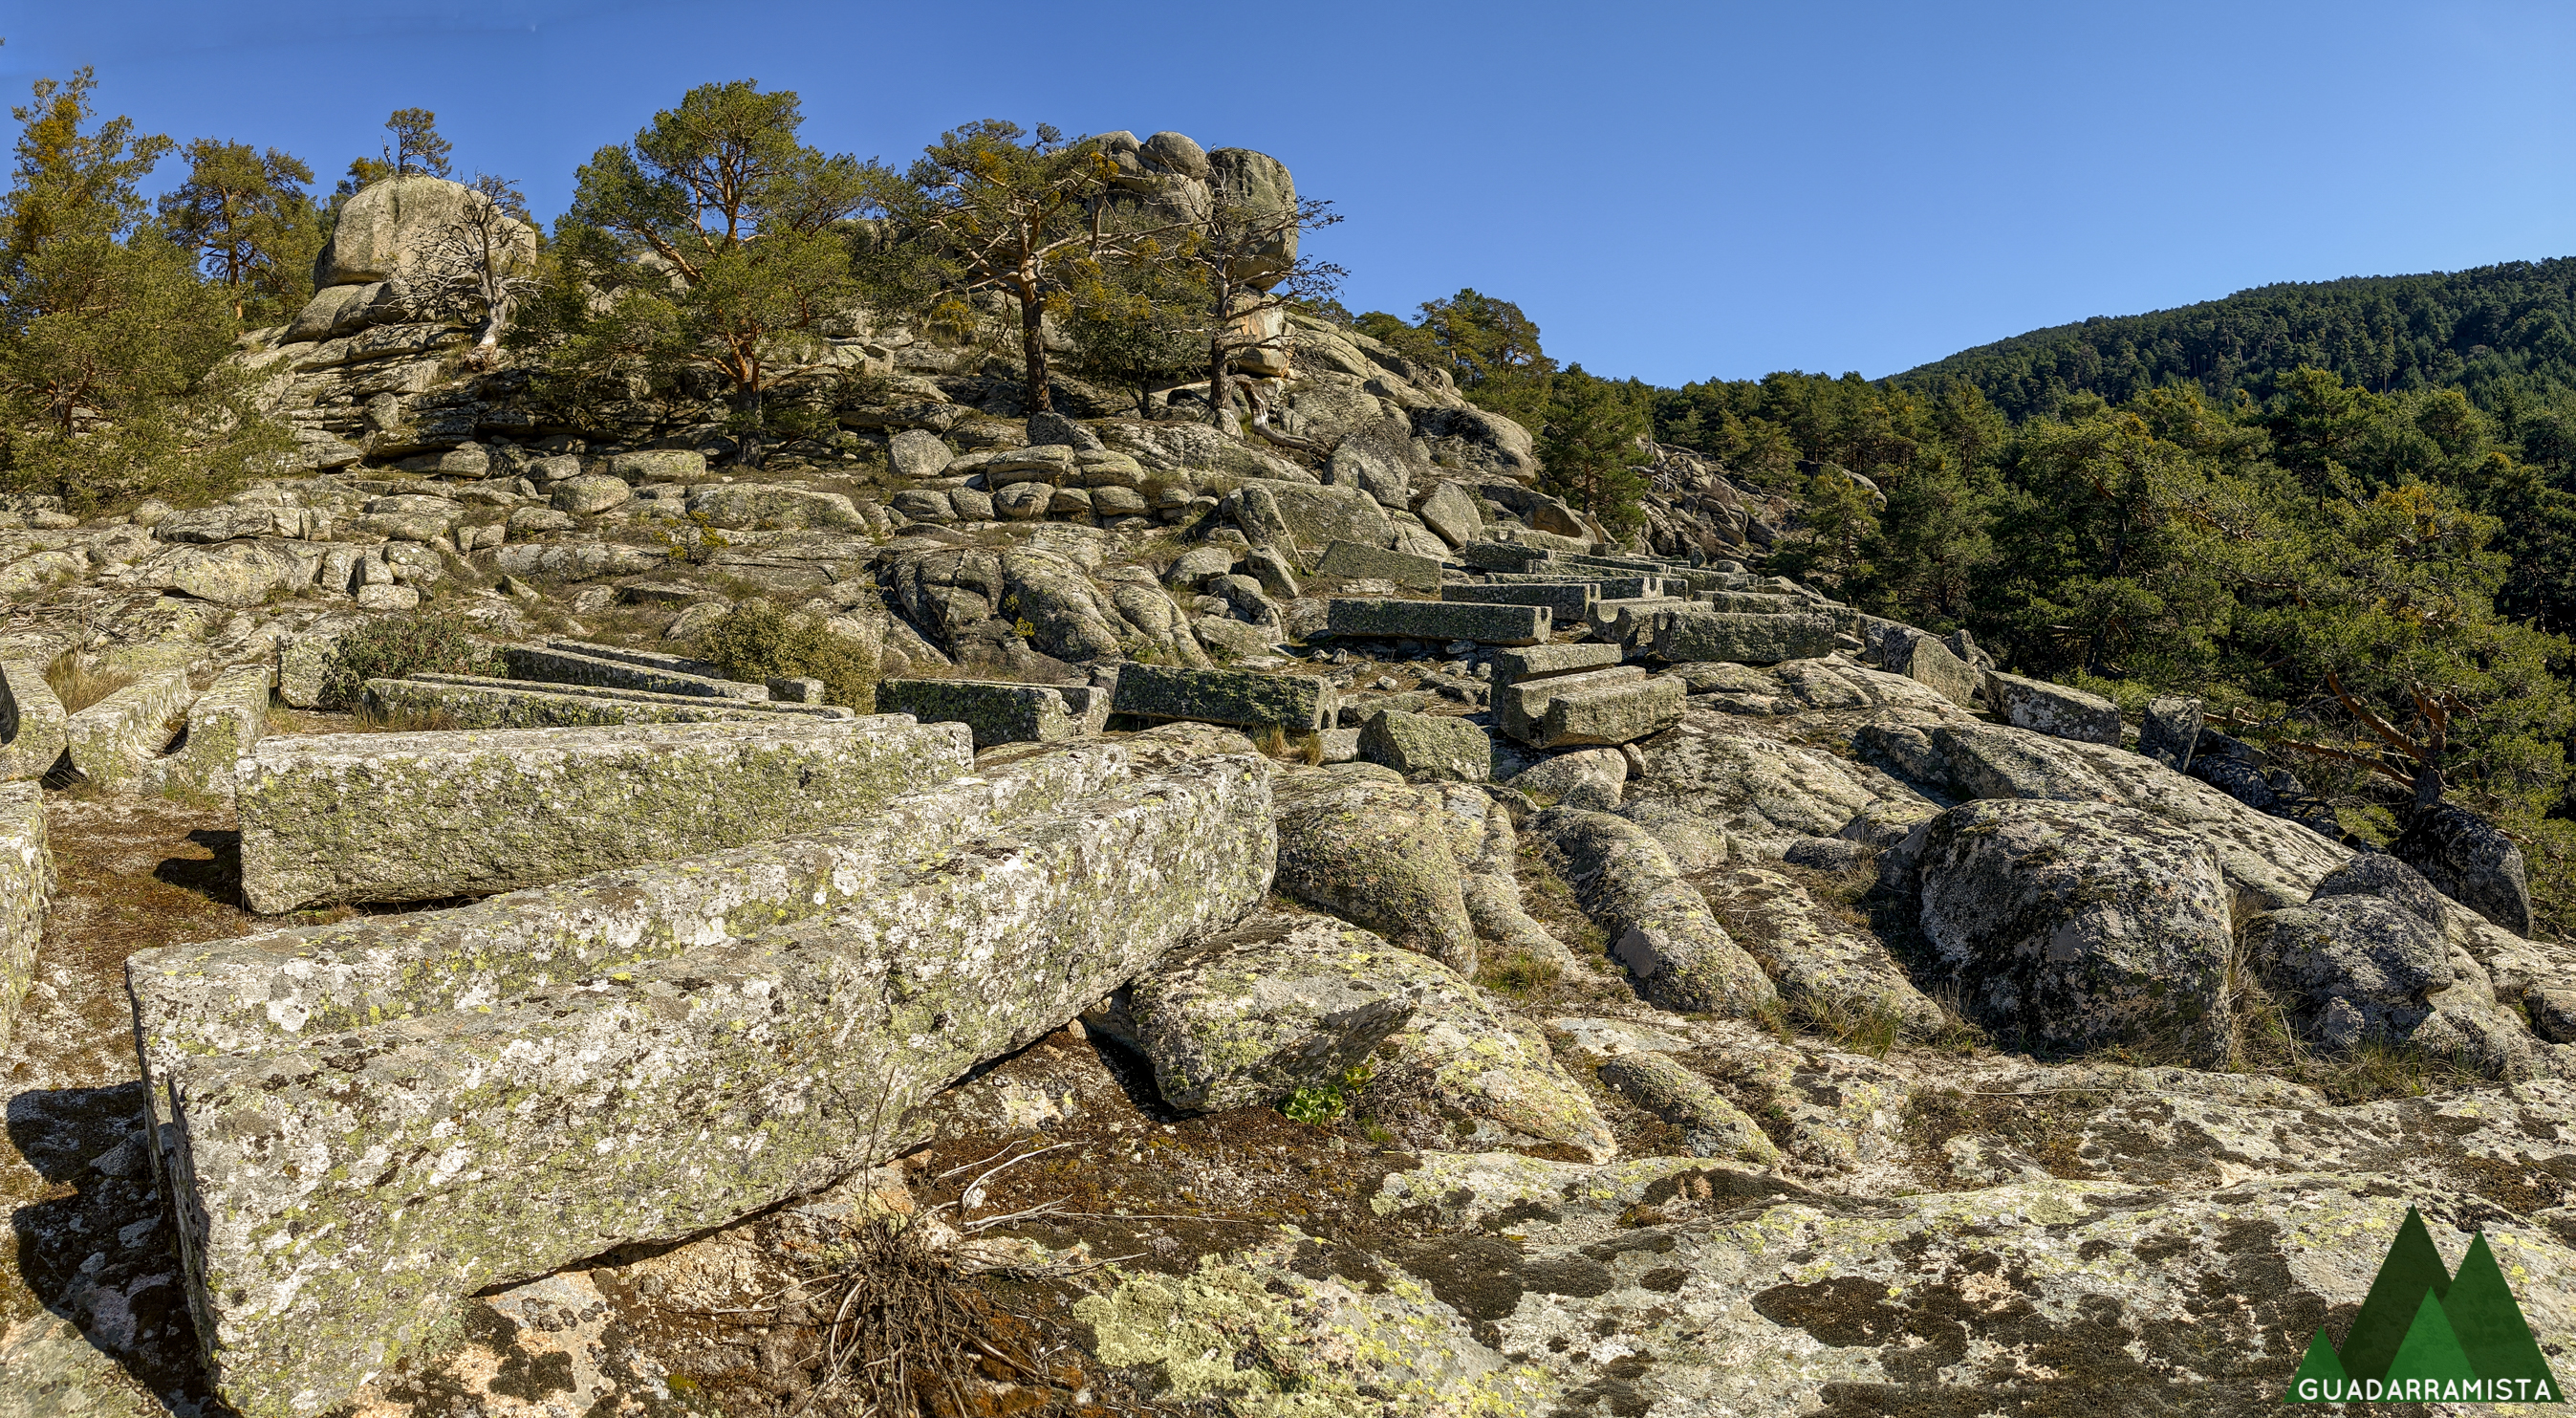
[2284,1206,2565,1404]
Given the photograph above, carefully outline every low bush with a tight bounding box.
[318,607,500,709]
[693,599,880,711]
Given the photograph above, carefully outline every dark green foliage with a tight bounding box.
[1355,288,1556,425]
[693,599,880,711]
[156,139,318,324]
[1894,259,2576,421]
[1535,365,1652,533]
[320,608,500,709]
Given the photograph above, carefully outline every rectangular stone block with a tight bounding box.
[876,677,1108,748]
[1591,596,1691,641]
[1490,642,1624,690]
[1112,664,1337,731]
[153,665,271,797]
[1650,608,1841,665]
[1535,674,1686,749]
[1441,581,1595,622]
[159,753,1273,1418]
[275,633,339,709]
[1326,598,1549,646]
[502,644,768,701]
[545,637,728,680]
[1502,665,1647,743]
[0,784,52,1054]
[1456,541,1555,573]
[0,659,68,781]
[235,715,973,912]
[1312,538,1444,591]
[1483,571,1651,599]
[1695,590,1808,616]
[63,669,194,790]
[1985,670,2122,746]
[363,675,835,730]
[132,746,1136,1075]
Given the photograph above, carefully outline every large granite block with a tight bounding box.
[157,753,1273,1418]
[1983,671,2122,746]
[369,674,846,730]
[1312,539,1444,592]
[1531,674,1686,748]
[1441,581,1597,622]
[1649,608,1840,665]
[1456,542,1555,573]
[1490,642,1624,689]
[1112,664,1337,731]
[1500,665,1647,742]
[1325,598,1549,646]
[502,644,768,701]
[151,665,271,797]
[0,659,68,781]
[63,669,194,789]
[235,716,972,912]
[877,677,1108,747]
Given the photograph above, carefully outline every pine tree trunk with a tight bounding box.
[1207,332,1230,433]
[1022,295,1051,415]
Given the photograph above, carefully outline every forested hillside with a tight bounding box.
[1891,259,2576,420]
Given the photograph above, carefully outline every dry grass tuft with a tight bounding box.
[46,655,135,715]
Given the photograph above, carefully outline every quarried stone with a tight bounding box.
[1325,598,1548,645]
[63,669,194,789]
[1982,671,2121,746]
[1112,664,1337,731]
[0,784,52,1053]
[1312,539,1443,591]
[1649,608,1839,665]
[876,677,1108,748]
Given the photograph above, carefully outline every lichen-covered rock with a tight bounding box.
[1326,598,1549,646]
[2392,800,2534,936]
[0,657,68,781]
[234,715,972,912]
[1899,634,1981,707]
[1509,747,1627,810]
[1271,765,1479,972]
[1982,670,2121,745]
[503,643,768,700]
[1533,807,1775,1015]
[2137,694,2203,769]
[162,752,1274,1418]
[1699,864,1943,1035]
[1630,710,1896,856]
[63,669,194,790]
[149,665,270,798]
[550,473,632,515]
[1113,663,1336,731]
[1358,708,1491,781]
[1650,607,1839,665]
[1592,1052,1781,1164]
[1916,798,2234,1060]
[1312,539,1442,591]
[1119,909,1425,1112]
[2309,851,2448,925]
[0,783,52,1054]
[1371,959,1616,1162]
[875,677,1105,747]
[363,674,840,730]
[1525,673,1684,749]
[2243,896,2452,1053]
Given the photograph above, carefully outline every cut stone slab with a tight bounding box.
[1456,542,1554,573]
[503,644,769,701]
[2137,695,2203,771]
[234,715,973,912]
[0,658,68,781]
[134,746,1135,1073]
[1982,671,2121,746]
[1693,590,1808,616]
[160,753,1273,1418]
[1441,581,1596,622]
[876,677,1109,748]
[363,675,837,730]
[1311,539,1443,592]
[545,638,727,678]
[62,669,194,790]
[1499,664,1646,743]
[1113,663,1337,731]
[1526,674,1685,750]
[1901,635,1981,708]
[1490,642,1623,690]
[1115,908,1426,1112]
[1358,709,1493,782]
[1650,608,1840,665]
[1485,570,1653,599]
[1590,596,1690,640]
[1325,598,1548,646]
[152,665,271,798]
[275,633,343,710]
[0,784,53,1054]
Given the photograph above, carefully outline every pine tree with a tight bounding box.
[157,139,316,322]
[1536,365,1651,533]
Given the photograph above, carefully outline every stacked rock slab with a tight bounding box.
[0,783,52,1052]
[1440,580,1597,622]
[363,674,853,729]
[63,669,196,789]
[1325,598,1549,645]
[1311,539,1443,591]
[1113,664,1337,731]
[140,746,1274,1418]
[876,677,1110,748]
[1648,607,1839,665]
[1983,671,2121,745]
[503,643,771,701]
[235,715,973,911]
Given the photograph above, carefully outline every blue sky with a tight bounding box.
[7,2,2573,386]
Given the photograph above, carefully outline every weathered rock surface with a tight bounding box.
[63,670,193,790]
[1113,663,1336,731]
[362,673,836,729]
[2392,800,2535,936]
[876,677,1107,748]
[504,641,769,701]
[1271,765,1480,972]
[1982,670,2121,745]
[161,751,1273,1417]
[144,665,270,798]
[1358,708,1491,781]
[1592,1052,1781,1163]
[0,658,68,781]
[1327,597,1549,645]
[1916,798,2234,1060]
[0,783,52,1052]
[1535,807,1775,1014]
[1651,607,1839,665]
[234,715,971,912]
[1700,863,1944,1035]
[2244,896,2452,1053]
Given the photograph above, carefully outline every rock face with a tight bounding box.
[157,750,1274,1418]
[309,174,536,290]
[2136,694,2202,769]
[1592,1052,1780,1164]
[0,783,52,1052]
[1271,765,1481,972]
[1535,808,1775,1015]
[1358,708,1491,781]
[235,716,972,912]
[1117,909,1425,1111]
[2243,896,2452,1052]
[1916,799,2235,1060]
[2392,800,2534,936]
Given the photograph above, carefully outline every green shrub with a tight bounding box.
[319,607,500,709]
[693,599,880,711]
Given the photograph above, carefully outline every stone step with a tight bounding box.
[1311,539,1444,592]
[235,714,973,912]
[1440,581,1596,621]
[503,643,768,701]
[1111,664,1337,731]
[1325,597,1550,646]
[877,677,1107,748]
[155,750,1274,1418]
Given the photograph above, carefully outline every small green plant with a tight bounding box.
[318,607,499,709]
[655,509,732,565]
[693,598,880,711]
[1279,1061,1373,1126]
[1476,946,1563,998]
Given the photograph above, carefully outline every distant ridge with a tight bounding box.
[1891,258,2576,419]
